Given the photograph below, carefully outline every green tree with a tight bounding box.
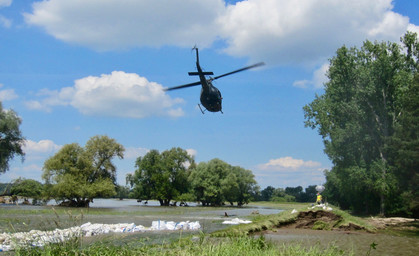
[131,147,193,206]
[271,188,295,202]
[285,186,303,201]
[304,32,418,215]
[42,136,124,207]
[221,166,258,206]
[260,186,275,201]
[189,159,258,206]
[11,178,43,202]
[300,185,318,203]
[0,102,25,174]
[387,73,419,216]
[189,159,229,206]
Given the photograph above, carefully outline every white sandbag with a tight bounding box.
[0,220,201,252]
[222,218,252,225]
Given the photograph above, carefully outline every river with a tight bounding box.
[1,199,418,255]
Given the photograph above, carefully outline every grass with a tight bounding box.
[211,204,376,237]
[14,234,352,256]
[211,204,307,237]
[2,201,403,255]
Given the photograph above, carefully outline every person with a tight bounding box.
[316,193,323,205]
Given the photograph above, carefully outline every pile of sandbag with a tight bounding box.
[222,218,252,225]
[0,220,201,252]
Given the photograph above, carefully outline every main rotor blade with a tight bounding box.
[212,62,265,80]
[164,81,201,91]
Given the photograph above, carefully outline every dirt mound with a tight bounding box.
[295,211,341,229]
[288,210,341,229]
[280,210,364,231]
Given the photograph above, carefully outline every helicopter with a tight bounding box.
[165,47,264,114]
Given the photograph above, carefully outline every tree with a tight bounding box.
[0,102,25,174]
[131,147,193,206]
[300,185,318,203]
[260,186,275,201]
[42,136,124,207]
[304,32,418,215]
[387,73,419,216]
[222,166,258,206]
[11,178,43,203]
[189,158,258,206]
[285,186,303,201]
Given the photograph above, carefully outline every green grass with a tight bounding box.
[211,204,376,237]
[247,201,309,210]
[14,235,352,256]
[1,202,389,255]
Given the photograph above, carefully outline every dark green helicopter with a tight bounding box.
[165,47,264,114]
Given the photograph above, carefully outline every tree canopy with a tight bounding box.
[131,147,193,206]
[11,178,43,199]
[189,159,258,206]
[0,102,25,174]
[304,32,419,216]
[42,135,124,207]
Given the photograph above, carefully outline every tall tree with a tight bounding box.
[131,147,193,206]
[0,102,25,174]
[304,32,418,215]
[221,166,258,206]
[189,159,258,206]
[260,186,275,201]
[43,136,124,207]
[189,159,229,206]
[11,178,43,201]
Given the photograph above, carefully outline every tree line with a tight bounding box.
[304,32,418,217]
[1,134,261,207]
[1,133,321,206]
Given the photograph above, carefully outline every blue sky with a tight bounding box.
[1,0,418,190]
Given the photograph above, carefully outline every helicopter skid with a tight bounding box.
[198,104,206,114]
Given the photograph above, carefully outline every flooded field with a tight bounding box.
[0,199,281,234]
[1,199,418,255]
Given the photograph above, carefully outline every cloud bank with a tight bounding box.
[0,84,18,101]
[24,0,417,66]
[26,71,184,118]
[255,156,326,188]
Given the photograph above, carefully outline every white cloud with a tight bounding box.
[0,0,11,8]
[0,84,18,101]
[258,156,321,171]
[124,147,149,159]
[26,71,185,118]
[23,139,62,161]
[255,156,327,188]
[24,139,62,154]
[407,24,419,35]
[23,0,415,67]
[0,15,11,28]
[293,63,329,89]
[24,0,225,50]
[186,148,197,158]
[218,0,413,65]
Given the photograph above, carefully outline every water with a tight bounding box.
[1,199,417,255]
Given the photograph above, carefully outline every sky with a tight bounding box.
[1,0,418,190]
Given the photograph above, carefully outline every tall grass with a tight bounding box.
[15,235,352,256]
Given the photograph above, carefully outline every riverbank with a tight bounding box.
[212,204,418,256]
[1,201,418,255]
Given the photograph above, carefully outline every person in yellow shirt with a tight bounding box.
[316,193,322,204]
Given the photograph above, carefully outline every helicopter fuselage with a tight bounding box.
[194,60,222,113]
[200,80,222,113]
